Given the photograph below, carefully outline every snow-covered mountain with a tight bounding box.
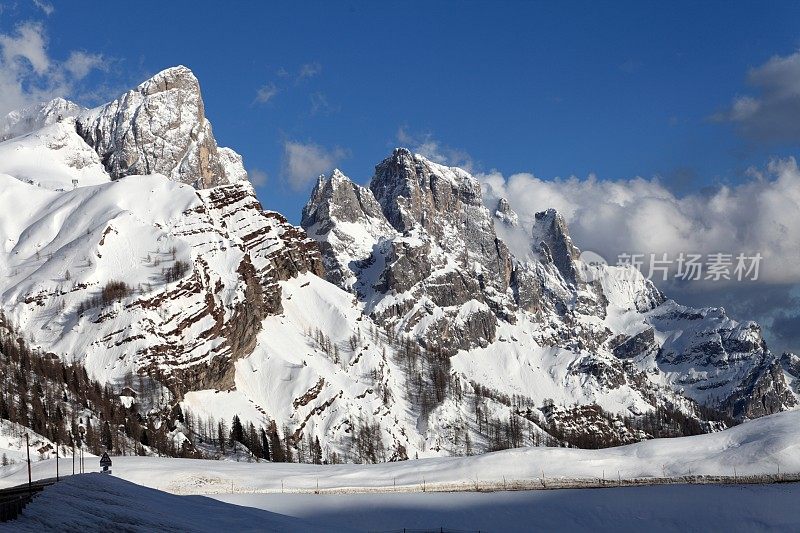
[302,149,797,420]
[0,66,796,463]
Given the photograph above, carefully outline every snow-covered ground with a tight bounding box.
[3,472,800,532]
[2,409,798,494]
[0,473,343,533]
[2,411,799,531]
[215,485,800,533]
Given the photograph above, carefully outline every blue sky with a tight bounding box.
[2,1,800,352]
[3,0,798,218]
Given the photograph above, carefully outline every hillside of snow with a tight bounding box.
[3,409,799,493]
[3,412,800,532]
[0,473,341,533]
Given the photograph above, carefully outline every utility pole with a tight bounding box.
[25,434,32,495]
[72,443,75,475]
[56,438,59,481]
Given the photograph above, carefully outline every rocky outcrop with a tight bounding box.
[76,66,245,188]
[612,328,657,359]
[302,170,393,290]
[494,197,519,227]
[532,208,581,286]
[727,359,797,419]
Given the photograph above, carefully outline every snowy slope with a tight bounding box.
[217,486,800,533]
[0,473,342,533]
[0,172,321,392]
[3,409,799,492]
[0,120,110,190]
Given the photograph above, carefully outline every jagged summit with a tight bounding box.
[302,152,796,426]
[531,208,581,285]
[136,65,200,96]
[370,148,484,234]
[74,65,246,189]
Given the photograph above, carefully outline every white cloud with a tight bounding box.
[254,83,278,104]
[64,51,104,80]
[248,167,268,187]
[32,0,54,15]
[282,140,346,190]
[33,0,56,17]
[714,49,800,143]
[0,21,50,75]
[0,22,106,118]
[477,158,800,284]
[396,127,475,172]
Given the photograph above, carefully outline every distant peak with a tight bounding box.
[532,208,580,284]
[1,97,82,141]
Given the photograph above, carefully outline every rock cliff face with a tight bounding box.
[304,149,514,353]
[76,66,245,188]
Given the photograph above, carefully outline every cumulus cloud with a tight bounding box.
[282,140,347,190]
[477,160,800,353]
[0,21,50,75]
[0,22,105,117]
[396,127,475,172]
[714,49,800,144]
[477,158,800,285]
[254,82,278,104]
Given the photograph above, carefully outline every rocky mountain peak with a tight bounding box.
[75,65,246,189]
[370,148,483,234]
[301,169,394,291]
[137,65,200,98]
[302,169,387,230]
[495,197,519,227]
[532,208,581,285]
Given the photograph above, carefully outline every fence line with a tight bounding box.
[169,472,800,496]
